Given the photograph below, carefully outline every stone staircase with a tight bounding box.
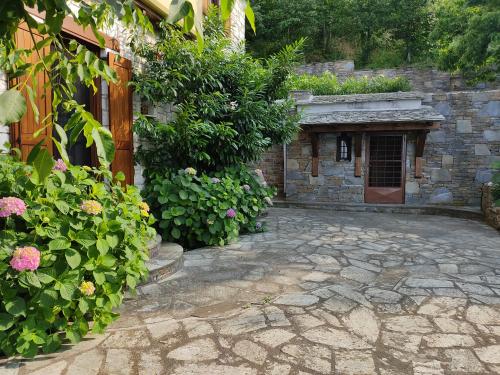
[144,234,184,283]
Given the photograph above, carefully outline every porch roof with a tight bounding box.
[299,106,445,125]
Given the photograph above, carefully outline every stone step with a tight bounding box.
[274,200,483,221]
[145,242,184,283]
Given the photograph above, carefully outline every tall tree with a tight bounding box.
[431,0,500,81]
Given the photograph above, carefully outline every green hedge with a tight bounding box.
[0,155,155,357]
[283,72,411,96]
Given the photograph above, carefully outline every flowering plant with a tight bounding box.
[0,154,155,358]
[143,166,275,248]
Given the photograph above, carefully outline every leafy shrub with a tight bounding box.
[132,10,301,173]
[0,155,155,358]
[282,72,411,96]
[492,161,500,206]
[143,166,274,249]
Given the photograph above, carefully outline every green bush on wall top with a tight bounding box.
[143,166,274,249]
[0,155,156,358]
[282,72,412,97]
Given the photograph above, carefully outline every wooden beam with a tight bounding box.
[303,122,439,133]
[415,131,428,178]
[353,134,362,177]
[311,132,319,177]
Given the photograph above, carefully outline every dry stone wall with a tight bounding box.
[481,184,500,229]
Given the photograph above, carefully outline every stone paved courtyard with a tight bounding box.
[2,208,500,375]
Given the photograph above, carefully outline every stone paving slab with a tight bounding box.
[1,208,500,375]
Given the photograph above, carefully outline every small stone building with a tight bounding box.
[285,91,446,204]
[258,62,500,206]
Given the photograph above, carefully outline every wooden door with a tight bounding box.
[365,134,406,204]
[108,53,134,185]
[11,25,52,160]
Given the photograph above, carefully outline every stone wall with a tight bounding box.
[254,144,285,197]
[406,90,500,206]
[256,62,500,207]
[482,184,500,229]
[285,132,365,202]
[296,60,497,93]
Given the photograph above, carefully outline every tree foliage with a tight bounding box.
[132,11,301,174]
[0,0,252,180]
[246,0,498,81]
[430,0,499,81]
[246,0,432,66]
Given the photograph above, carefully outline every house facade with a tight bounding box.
[0,0,246,186]
[258,62,500,207]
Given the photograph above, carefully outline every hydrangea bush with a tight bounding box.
[0,155,155,358]
[143,166,274,248]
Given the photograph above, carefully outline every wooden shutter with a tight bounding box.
[11,25,52,160]
[108,53,134,185]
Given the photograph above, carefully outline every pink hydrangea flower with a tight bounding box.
[226,208,236,218]
[10,246,41,272]
[53,159,67,172]
[211,177,221,184]
[0,197,27,218]
[242,184,251,192]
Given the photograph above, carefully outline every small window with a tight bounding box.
[336,134,352,162]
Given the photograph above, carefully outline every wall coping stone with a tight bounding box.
[295,91,425,105]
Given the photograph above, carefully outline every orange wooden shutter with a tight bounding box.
[108,53,134,185]
[11,25,52,160]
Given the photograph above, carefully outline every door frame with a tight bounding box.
[364,132,407,204]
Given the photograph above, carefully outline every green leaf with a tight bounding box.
[53,124,70,163]
[78,298,89,315]
[60,283,76,301]
[114,171,125,181]
[220,0,235,21]
[93,271,105,285]
[65,249,82,269]
[126,274,137,289]
[179,190,188,200]
[75,231,97,247]
[99,254,116,268]
[106,234,119,249]
[31,148,55,184]
[0,89,27,124]
[49,238,71,250]
[0,313,15,330]
[171,206,186,216]
[5,297,26,317]
[54,200,70,214]
[96,238,109,255]
[108,293,121,307]
[245,1,256,33]
[91,126,115,166]
[26,138,45,165]
[167,0,192,24]
[171,227,181,239]
[65,328,81,343]
[19,272,42,288]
